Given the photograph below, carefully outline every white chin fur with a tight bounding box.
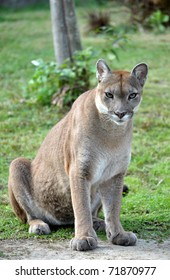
[112,119,127,126]
[110,115,130,126]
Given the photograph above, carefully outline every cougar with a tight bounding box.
[8,59,148,251]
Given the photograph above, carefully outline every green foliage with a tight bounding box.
[25,60,57,105]
[25,40,123,107]
[25,48,96,107]
[99,25,128,61]
[147,10,169,33]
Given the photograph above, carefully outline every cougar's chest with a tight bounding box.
[91,144,131,185]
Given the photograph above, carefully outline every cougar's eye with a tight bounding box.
[105,92,113,99]
[129,93,137,100]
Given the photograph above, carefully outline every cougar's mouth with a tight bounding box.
[109,112,133,125]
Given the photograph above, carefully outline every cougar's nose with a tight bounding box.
[114,111,127,119]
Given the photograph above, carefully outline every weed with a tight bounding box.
[147,10,169,33]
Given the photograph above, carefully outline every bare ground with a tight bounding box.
[0,238,170,260]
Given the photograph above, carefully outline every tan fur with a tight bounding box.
[8,60,148,251]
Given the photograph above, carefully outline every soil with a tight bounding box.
[0,238,170,260]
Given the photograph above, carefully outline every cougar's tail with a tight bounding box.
[8,183,27,223]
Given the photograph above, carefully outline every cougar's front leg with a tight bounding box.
[99,174,137,246]
[69,166,97,251]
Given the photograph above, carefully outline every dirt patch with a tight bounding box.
[0,238,170,260]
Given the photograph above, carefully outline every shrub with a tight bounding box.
[125,0,170,30]
[25,48,97,107]
[147,10,169,33]
[25,25,127,108]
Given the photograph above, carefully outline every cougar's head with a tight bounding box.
[95,59,148,125]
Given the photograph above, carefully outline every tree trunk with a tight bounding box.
[50,0,82,66]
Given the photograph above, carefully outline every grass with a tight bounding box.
[0,2,170,242]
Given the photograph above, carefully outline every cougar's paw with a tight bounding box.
[70,236,98,251]
[93,217,105,231]
[111,231,137,246]
[29,221,51,235]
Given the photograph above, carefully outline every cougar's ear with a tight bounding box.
[96,59,111,82]
[131,63,148,87]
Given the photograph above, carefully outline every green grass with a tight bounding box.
[0,2,170,242]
